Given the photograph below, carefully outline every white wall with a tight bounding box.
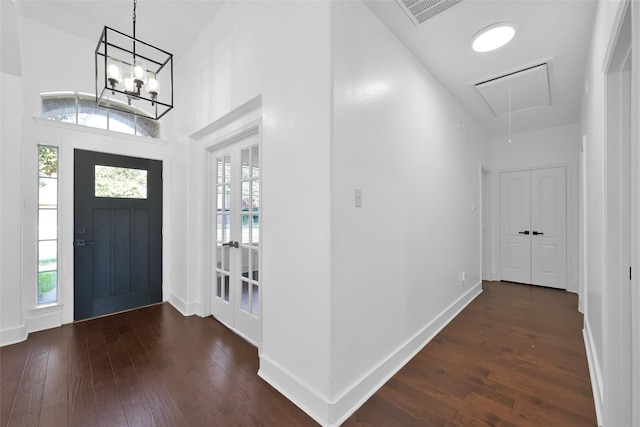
[329,2,490,423]
[632,5,640,425]
[490,124,581,292]
[0,15,181,344]
[18,18,105,333]
[0,72,26,345]
[167,1,492,424]
[580,0,638,424]
[163,2,334,422]
[491,124,580,170]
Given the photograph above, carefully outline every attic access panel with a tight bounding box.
[475,63,552,118]
[395,0,465,26]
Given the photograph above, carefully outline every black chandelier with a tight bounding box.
[95,0,173,120]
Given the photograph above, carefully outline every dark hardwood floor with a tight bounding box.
[345,281,597,426]
[1,281,596,426]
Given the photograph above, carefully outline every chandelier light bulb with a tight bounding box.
[133,60,146,82]
[107,60,121,82]
[124,77,134,92]
[147,74,159,95]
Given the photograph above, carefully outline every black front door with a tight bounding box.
[74,149,162,320]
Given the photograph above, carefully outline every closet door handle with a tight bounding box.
[532,231,544,236]
[518,231,530,235]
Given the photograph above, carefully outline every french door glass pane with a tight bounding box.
[224,155,231,183]
[216,214,223,242]
[252,215,259,245]
[251,145,259,178]
[242,215,250,244]
[242,182,250,211]
[217,158,224,184]
[223,215,230,242]
[222,246,230,271]
[217,187,223,212]
[241,281,249,313]
[241,148,250,180]
[251,284,259,316]
[241,246,249,278]
[252,180,260,211]
[223,185,231,211]
[252,250,259,281]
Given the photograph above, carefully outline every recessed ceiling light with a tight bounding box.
[472,24,516,53]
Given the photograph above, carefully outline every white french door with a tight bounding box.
[210,132,261,344]
[500,166,567,289]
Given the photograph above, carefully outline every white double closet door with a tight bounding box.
[499,167,567,289]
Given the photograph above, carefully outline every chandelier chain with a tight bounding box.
[132,0,137,56]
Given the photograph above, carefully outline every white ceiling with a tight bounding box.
[364,0,598,137]
[13,0,225,60]
[6,0,597,138]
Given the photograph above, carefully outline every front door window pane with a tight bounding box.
[95,165,147,199]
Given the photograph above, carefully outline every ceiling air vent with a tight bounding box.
[396,0,465,26]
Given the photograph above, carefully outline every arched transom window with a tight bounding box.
[41,92,160,138]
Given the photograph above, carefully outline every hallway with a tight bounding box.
[1,281,595,426]
[347,281,596,425]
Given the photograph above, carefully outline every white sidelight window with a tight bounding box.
[38,145,59,305]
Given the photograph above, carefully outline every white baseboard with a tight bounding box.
[583,319,603,426]
[0,323,27,347]
[259,355,331,426]
[259,281,483,426]
[168,292,202,316]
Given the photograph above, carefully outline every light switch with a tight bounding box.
[355,188,362,207]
